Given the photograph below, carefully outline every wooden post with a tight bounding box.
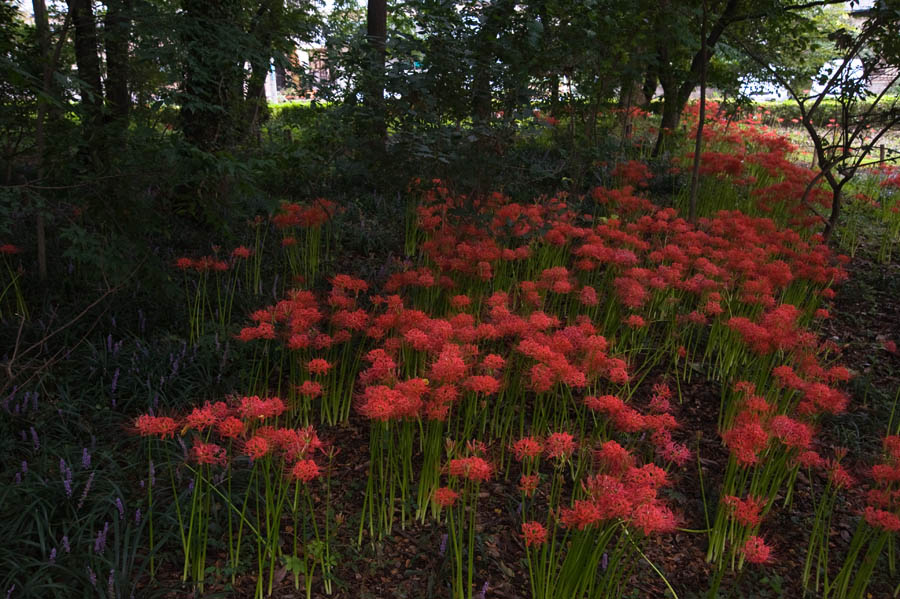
[880,145,886,162]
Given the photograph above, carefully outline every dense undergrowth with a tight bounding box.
[2,106,900,599]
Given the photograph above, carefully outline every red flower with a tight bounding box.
[448,457,492,482]
[244,436,271,460]
[0,244,22,255]
[290,459,320,482]
[545,432,577,460]
[433,486,459,507]
[231,246,252,259]
[308,358,332,375]
[184,404,219,432]
[512,437,543,461]
[864,507,900,533]
[722,495,766,527]
[218,416,245,439]
[191,442,226,465]
[297,380,323,398]
[519,474,539,497]
[741,536,772,564]
[521,521,548,547]
[134,414,178,438]
[595,440,633,475]
[560,499,603,530]
[175,257,194,270]
[464,375,500,395]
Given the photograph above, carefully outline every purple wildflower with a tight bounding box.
[82,448,91,470]
[62,536,70,553]
[30,427,39,451]
[115,498,125,519]
[49,548,56,564]
[94,521,109,554]
[77,472,95,509]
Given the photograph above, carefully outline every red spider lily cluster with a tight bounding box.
[865,436,900,533]
[135,397,322,474]
[142,106,900,599]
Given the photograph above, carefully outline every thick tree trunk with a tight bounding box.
[641,71,657,109]
[549,74,560,114]
[652,76,682,157]
[244,1,281,141]
[471,0,514,123]
[823,186,842,241]
[687,0,708,222]
[365,0,387,143]
[245,63,269,141]
[104,0,131,124]
[32,1,70,281]
[67,0,104,125]
[181,0,241,150]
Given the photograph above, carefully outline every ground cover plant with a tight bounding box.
[4,103,899,599]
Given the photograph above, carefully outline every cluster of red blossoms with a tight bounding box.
[272,198,340,230]
[864,435,900,533]
[134,398,322,481]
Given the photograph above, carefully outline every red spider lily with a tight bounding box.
[238,396,286,420]
[463,375,500,395]
[307,358,332,375]
[519,474,539,496]
[290,459,320,483]
[433,486,459,508]
[595,440,634,475]
[175,257,194,270]
[184,404,220,432]
[722,418,770,466]
[512,437,544,461]
[722,495,767,527]
[522,521,548,547]
[864,507,900,533]
[545,432,576,460]
[243,436,271,460]
[191,442,226,465]
[448,457,492,482]
[297,380,323,398]
[741,536,772,564]
[217,416,245,439]
[134,414,179,438]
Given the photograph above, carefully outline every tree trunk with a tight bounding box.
[33,0,51,282]
[67,0,104,126]
[687,0,707,222]
[104,0,131,124]
[641,70,657,109]
[652,75,681,157]
[549,74,560,114]
[823,186,842,241]
[471,1,513,123]
[245,62,269,141]
[181,0,242,151]
[365,0,387,143]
